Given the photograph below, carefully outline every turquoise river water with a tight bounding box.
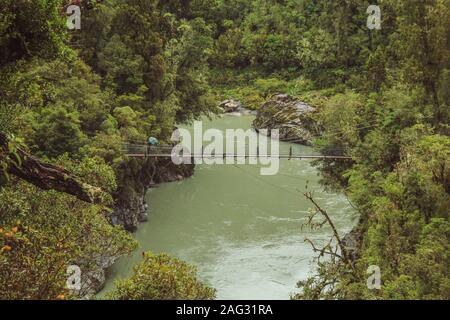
[101,114,356,300]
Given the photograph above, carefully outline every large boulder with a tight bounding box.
[253,94,317,145]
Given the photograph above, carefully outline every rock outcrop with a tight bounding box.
[113,158,195,232]
[218,99,242,113]
[253,94,317,145]
[79,255,117,298]
[342,220,365,263]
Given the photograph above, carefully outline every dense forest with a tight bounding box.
[0,0,449,300]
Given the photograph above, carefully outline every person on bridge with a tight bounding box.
[146,137,159,156]
[148,137,159,146]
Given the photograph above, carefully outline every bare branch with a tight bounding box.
[304,238,344,261]
[303,191,351,265]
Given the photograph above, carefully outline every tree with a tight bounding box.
[111,0,167,103]
[0,132,103,204]
[98,35,145,95]
[0,0,66,66]
[387,0,450,126]
[0,156,137,299]
[108,252,216,300]
[30,106,87,158]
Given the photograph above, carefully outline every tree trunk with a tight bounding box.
[0,132,101,203]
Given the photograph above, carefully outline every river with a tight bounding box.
[101,114,356,300]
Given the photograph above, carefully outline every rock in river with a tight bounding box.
[253,94,317,145]
[218,99,242,113]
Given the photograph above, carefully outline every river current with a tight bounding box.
[101,114,356,299]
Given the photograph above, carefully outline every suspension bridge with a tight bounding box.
[122,143,353,160]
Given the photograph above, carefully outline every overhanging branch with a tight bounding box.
[0,132,101,203]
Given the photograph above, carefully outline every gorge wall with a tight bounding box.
[113,158,195,232]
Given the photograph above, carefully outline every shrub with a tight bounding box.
[108,252,216,300]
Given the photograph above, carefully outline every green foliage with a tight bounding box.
[218,84,265,110]
[212,27,245,68]
[253,78,288,97]
[0,0,217,300]
[0,0,67,66]
[1,0,449,301]
[30,106,88,159]
[0,156,137,300]
[297,28,337,70]
[107,252,216,300]
[217,77,289,110]
[98,35,145,95]
[290,0,449,298]
[0,101,19,134]
[166,17,216,122]
[216,76,316,110]
[111,0,167,102]
[0,135,23,189]
[314,130,450,300]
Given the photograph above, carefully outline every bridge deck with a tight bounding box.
[122,144,353,160]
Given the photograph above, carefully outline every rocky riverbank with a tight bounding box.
[112,158,195,232]
[218,99,257,116]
